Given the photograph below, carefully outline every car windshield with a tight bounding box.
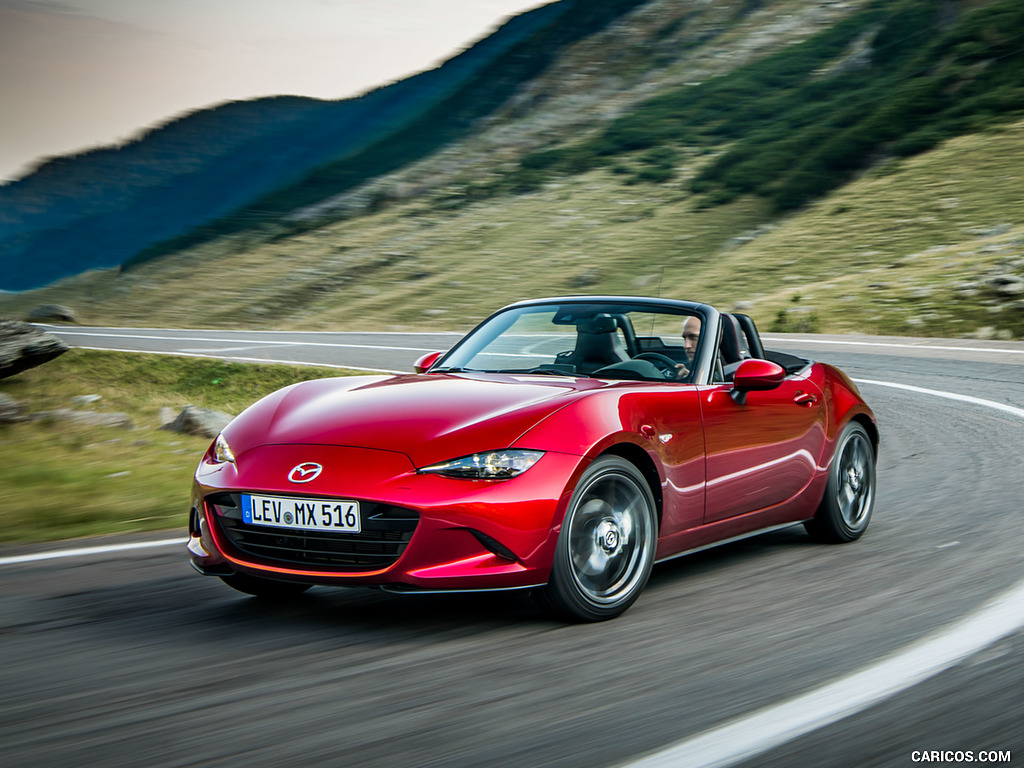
[437,302,704,382]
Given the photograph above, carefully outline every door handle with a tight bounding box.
[794,392,818,407]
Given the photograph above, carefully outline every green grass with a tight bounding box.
[693,121,1024,339]
[0,350,363,543]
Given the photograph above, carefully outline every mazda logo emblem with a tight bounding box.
[288,462,323,483]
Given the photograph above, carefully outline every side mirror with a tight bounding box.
[731,359,786,405]
[413,351,444,374]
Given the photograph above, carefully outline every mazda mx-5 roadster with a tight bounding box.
[188,296,877,621]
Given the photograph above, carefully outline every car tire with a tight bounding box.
[537,455,658,622]
[805,421,876,543]
[219,572,312,599]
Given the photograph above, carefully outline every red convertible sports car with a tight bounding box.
[188,296,877,621]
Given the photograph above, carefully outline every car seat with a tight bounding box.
[568,314,631,373]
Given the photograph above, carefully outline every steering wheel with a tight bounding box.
[633,352,681,379]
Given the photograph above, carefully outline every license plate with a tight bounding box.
[241,494,361,533]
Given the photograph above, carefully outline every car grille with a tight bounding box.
[206,492,418,572]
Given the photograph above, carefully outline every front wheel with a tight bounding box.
[805,422,876,543]
[537,456,658,622]
[219,572,312,599]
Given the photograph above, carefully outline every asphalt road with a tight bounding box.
[2,326,1023,768]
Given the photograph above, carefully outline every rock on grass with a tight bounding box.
[160,405,234,439]
[0,320,69,380]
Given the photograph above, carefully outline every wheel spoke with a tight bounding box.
[582,548,609,577]
[841,448,855,476]
[838,484,855,517]
[615,501,638,540]
[852,440,868,473]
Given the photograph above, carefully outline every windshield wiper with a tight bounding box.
[494,367,572,376]
[434,367,570,376]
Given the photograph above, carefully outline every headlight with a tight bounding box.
[418,450,544,479]
[212,433,236,465]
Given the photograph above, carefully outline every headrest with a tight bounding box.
[720,314,748,364]
[578,314,617,334]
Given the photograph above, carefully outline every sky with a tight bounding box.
[0,0,551,182]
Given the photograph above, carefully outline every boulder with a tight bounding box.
[26,304,78,323]
[0,393,27,423]
[158,406,178,427]
[160,405,233,439]
[0,320,69,380]
[570,268,601,289]
[987,275,1024,296]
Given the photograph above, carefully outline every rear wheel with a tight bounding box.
[538,456,657,622]
[806,422,876,543]
[219,572,312,599]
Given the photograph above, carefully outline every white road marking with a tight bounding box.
[627,578,1024,768]
[623,380,1024,768]
[177,345,270,354]
[0,538,186,566]
[856,378,1024,419]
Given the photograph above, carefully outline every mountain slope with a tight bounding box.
[501,0,1024,209]
[0,0,570,290]
[128,0,656,267]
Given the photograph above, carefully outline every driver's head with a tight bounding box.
[681,316,701,360]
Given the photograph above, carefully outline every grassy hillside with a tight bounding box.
[502,0,1024,208]
[5,116,1023,341]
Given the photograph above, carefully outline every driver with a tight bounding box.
[675,315,701,379]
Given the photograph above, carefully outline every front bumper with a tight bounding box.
[188,444,584,591]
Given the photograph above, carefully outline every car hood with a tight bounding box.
[223,373,605,468]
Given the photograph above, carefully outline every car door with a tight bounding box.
[699,367,826,524]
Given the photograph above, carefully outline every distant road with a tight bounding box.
[35,323,1024,376]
